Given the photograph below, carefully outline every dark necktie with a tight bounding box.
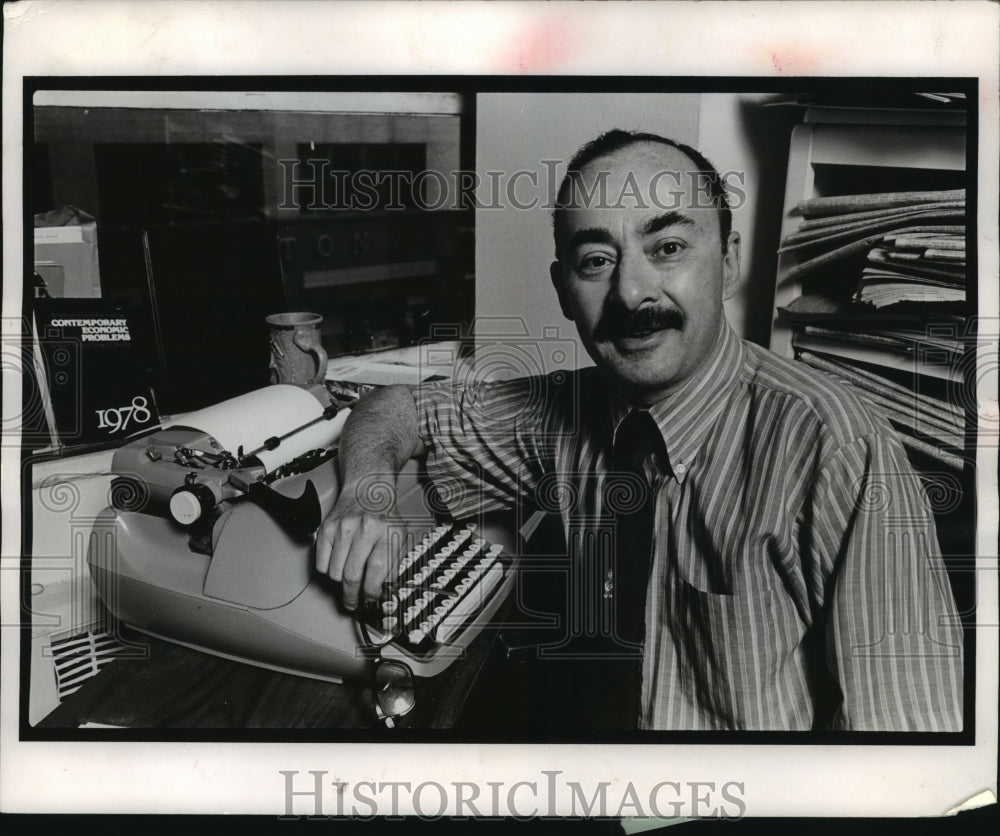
[609,409,666,724]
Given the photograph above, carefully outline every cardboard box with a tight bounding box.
[33,206,102,298]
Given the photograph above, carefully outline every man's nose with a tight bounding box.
[612,249,659,310]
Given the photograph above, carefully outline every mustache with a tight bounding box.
[593,304,685,341]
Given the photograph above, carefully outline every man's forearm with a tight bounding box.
[317,384,427,607]
[337,384,426,484]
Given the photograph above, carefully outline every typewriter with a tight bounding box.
[86,383,518,682]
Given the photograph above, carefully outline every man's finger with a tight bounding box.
[340,529,378,612]
[341,516,390,610]
[362,540,396,602]
[326,518,358,584]
[314,516,338,574]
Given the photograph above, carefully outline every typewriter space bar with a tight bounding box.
[433,563,505,645]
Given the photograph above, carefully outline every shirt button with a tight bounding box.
[674,463,687,476]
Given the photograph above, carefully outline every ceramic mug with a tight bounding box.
[266,312,328,385]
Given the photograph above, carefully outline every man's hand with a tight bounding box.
[315,478,399,612]
[312,385,425,612]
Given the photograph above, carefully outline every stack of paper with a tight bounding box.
[778,189,969,470]
[796,350,966,471]
[780,189,965,282]
[858,228,966,308]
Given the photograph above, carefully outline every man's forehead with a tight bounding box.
[579,141,696,176]
[578,142,699,181]
[564,142,716,214]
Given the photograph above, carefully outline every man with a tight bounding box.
[316,130,963,732]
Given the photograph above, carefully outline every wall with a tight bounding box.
[696,93,801,347]
[475,93,701,373]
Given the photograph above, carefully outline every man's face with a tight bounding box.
[551,142,740,405]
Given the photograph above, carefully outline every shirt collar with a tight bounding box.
[609,320,745,483]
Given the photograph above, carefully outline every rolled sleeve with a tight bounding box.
[414,377,551,520]
[816,434,964,731]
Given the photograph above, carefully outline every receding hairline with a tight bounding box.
[552,140,729,256]
[560,139,709,198]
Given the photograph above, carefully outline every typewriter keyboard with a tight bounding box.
[360,522,514,656]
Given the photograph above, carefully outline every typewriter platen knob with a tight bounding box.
[169,484,216,526]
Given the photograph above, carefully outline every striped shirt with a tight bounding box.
[415,322,963,731]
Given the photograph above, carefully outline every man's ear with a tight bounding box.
[550,260,574,320]
[722,231,741,301]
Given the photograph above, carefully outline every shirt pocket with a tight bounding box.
[669,577,775,728]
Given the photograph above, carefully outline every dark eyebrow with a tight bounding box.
[567,227,616,252]
[640,211,697,236]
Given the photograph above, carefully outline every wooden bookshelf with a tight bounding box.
[768,103,975,623]
[770,109,966,359]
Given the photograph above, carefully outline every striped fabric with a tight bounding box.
[415,322,963,731]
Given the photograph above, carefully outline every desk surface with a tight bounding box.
[38,621,501,732]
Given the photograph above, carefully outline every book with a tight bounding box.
[32,298,160,450]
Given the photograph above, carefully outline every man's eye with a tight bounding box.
[655,241,683,257]
[577,254,614,272]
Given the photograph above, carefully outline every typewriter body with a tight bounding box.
[87,384,517,683]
